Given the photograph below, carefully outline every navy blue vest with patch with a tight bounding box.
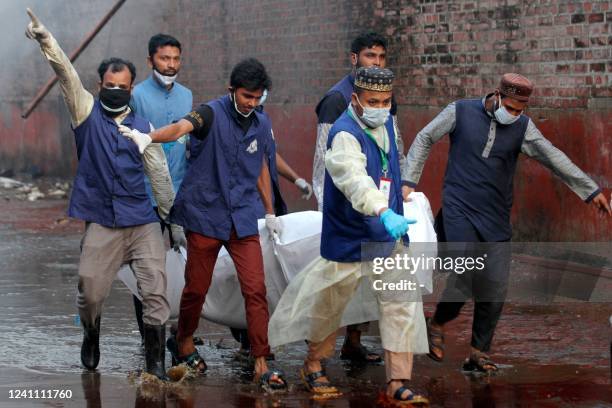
[68,100,157,227]
[321,112,405,262]
[443,99,528,241]
[170,95,272,240]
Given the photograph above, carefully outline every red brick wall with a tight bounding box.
[3,0,610,241]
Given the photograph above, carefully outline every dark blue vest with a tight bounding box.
[170,95,272,240]
[315,75,354,117]
[321,111,405,262]
[443,98,528,241]
[68,101,158,227]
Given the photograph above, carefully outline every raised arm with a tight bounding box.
[25,8,93,127]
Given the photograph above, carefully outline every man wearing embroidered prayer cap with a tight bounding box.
[269,66,429,405]
[313,31,410,365]
[404,73,611,373]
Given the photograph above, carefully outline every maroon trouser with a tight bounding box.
[177,229,271,357]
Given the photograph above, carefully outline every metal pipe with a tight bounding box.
[21,0,127,119]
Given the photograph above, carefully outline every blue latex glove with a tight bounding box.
[380,209,417,240]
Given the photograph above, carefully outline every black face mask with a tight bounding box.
[99,87,131,115]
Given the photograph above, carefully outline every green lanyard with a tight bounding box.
[348,110,389,176]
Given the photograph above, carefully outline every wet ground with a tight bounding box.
[0,197,610,407]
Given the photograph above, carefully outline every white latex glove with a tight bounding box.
[118,125,152,154]
[25,8,52,47]
[169,224,187,251]
[294,178,313,200]
[265,214,282,239]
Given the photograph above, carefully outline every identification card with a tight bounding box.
[379,177,392,201]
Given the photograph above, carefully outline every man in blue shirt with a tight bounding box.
[130,33,190,343]
[131,33,193,205]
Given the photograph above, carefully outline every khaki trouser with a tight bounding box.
[76,223,169,327]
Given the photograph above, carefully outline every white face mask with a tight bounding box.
[153,68,177,87]
[232,92,254,118]
[494,95,520,125]
[355,95,390,128]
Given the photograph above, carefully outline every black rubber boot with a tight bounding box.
[144,324,168,381]
[81,315,101,370]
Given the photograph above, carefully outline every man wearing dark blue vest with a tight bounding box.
[25,9,179,379]
[120,58,287,390]
[312,31,409,364]
[404,73,611,372]
[269,67,428,404]
[233,120,313,359]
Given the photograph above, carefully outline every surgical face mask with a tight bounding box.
[355,95,390,128]
[232,92,254,118]
[494,95,520,125]
[99,86,130,115]
[153,67,177,87]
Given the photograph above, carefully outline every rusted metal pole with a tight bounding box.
[21,0,127,119]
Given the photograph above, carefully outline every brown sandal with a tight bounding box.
[426,317,444,362]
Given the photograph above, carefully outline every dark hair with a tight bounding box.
[148,33,182,57]
[351,31,387,55]
[97,57,136,84]
[230,58,272,92]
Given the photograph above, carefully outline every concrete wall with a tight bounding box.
[1,0,610,240]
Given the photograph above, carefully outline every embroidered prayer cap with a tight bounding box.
[354,66,394,92]
[499,73,534,102]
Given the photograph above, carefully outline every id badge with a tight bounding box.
[379,177,392,201]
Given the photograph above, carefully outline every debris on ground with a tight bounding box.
[0,176,71,202]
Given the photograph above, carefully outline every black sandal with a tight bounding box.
[166,334,207,374]
[340,344,382,363]
[462,352,498,373]
[426,317,444,362]
[300,368,342,396]
[257,369,288,392]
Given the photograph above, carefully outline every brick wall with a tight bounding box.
[1,0,610,240]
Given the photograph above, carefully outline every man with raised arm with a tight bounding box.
[25,8,181,380]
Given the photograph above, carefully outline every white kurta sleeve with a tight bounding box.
[325,131,388,217]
